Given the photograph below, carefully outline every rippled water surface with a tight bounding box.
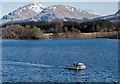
[2,38,118,82]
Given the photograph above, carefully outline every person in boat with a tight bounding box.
[73,62,78,67]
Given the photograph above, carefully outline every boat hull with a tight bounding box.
[65,66,86,70]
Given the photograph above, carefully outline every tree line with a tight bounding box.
[2,19,120,33]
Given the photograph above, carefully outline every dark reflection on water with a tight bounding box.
[2,38,118,82]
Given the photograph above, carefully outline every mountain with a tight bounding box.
[1,2,47,24]
[32,5,100,21]
[93,10,120,23]
[1,2,100,25]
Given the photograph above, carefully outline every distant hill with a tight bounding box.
[93,10,120,23]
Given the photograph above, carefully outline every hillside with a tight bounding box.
[93,9,120,23]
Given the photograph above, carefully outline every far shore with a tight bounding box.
[1,20,119,40]
[1,31,119,40]
[43,31,119,39]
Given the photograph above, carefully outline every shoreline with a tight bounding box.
[43,31,119,39]
[1,20,119,40]
[1,31,119,40]
[1,38,119,40]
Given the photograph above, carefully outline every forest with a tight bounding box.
[1,20,120,39]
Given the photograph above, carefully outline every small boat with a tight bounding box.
[65,63,86,70]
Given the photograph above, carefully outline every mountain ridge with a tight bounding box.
[1,2,101,24]
[1,2,119,25]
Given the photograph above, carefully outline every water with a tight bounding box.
[2,38,118,82]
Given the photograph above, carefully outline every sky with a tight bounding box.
[0,2,119,18]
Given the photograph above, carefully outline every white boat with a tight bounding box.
[65,63,86,70]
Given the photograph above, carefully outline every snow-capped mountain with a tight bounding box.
[2,2,46,21]
[1,2,100,24]
[34,5,99,21]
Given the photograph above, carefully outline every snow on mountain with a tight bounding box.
[28,2,47,13]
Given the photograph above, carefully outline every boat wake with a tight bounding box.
[2,61,52,68]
